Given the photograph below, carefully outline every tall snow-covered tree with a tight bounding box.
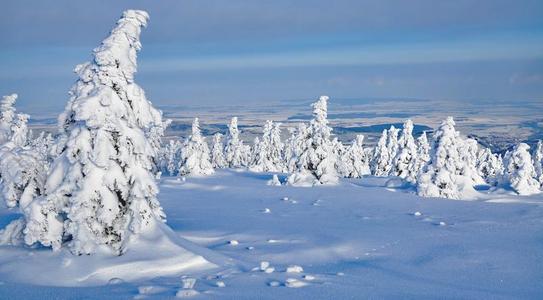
[501,143,540,195]
[287,96,338,186]
[476,147,503,185]
[534,140,543,186]
[251,120,284,172]
[178,118,214,176]
[417,117,481,199]
[225,117,249,168]
[341,135,370,178]
[393,120,418,182]
[22,10,167,255]
[210,133,227,169]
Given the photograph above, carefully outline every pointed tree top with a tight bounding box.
[192,117,201,136]
[445,116,455,126]
[90,9,150,84]
[403,119,414,135]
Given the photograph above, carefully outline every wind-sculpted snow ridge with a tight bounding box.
[0,218,219,286]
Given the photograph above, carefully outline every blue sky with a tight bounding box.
[1,0,542,110]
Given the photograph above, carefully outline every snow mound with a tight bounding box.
[0,219,218,286]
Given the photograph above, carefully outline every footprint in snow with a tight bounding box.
[176,277,199,298]
[137,285,168,296]
[416,214,449,227]
[285,278,309,288]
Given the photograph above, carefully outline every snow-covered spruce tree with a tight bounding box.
[250,120,285,172]
[284,123,310,173]
[0,147,47,209]
[0,94,18,145]
[386,125,400,175]
[476,147,503,185]
[417,117,481,199]
[371,125,399,177]
[148,118,171,174]
[178,118,214,176]
[225,117,249,168]
[534,140,543,186]
[0,94,30,147]
[371,129,389,176]
[11,114,30,148]
[22,10,167,255]
[31,131,56,164]
[460,138,485,185]
[159,139,181,176]
[332,137,348,177]
[501,143,540,195]
[211,133,227,168]
[250,136,260,166]
[412,131,430,173]
[0,94,46,209]
[392,119,418,182]
[341,135,371,178]
[287,96,339,186]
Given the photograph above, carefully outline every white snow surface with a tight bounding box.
[0,169,542,298]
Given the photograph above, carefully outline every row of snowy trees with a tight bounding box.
[156,96,543,198]
[0,9,542,258]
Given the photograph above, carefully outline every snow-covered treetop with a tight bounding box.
[192,117,202,139]
[311,95,329,126]
[92,10,149,84]
[59,9,161,135]
[402,119,414,137]
[229,117,239,138]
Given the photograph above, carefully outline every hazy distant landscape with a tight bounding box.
[27,97,543,153]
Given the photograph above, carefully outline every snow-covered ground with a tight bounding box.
[1,169,542,299]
